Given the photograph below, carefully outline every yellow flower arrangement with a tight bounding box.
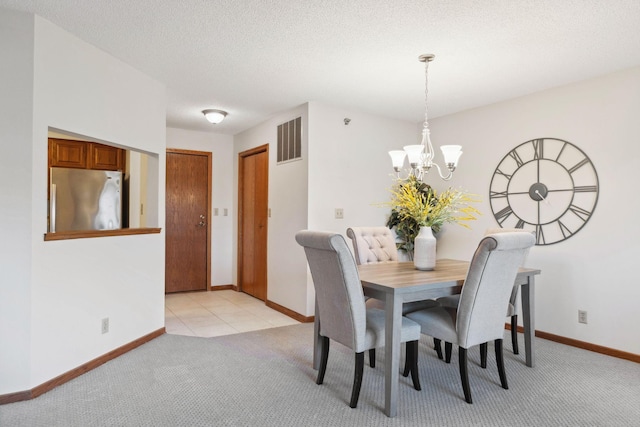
[385,176,481,254]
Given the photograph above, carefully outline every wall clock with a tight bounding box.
[489,138,599,245]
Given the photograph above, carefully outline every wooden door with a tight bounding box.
[165,149,211,293]
[238,145,269,300]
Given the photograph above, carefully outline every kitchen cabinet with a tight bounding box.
[49,138,125,171]
[48,138,88,169]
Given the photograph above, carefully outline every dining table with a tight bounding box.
[312,258,541,417]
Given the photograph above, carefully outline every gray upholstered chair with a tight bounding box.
[346,226,443,361]
[295,230,422,408]
[436,228,534,358]
[405,232,535,403]
[346,226,399,265]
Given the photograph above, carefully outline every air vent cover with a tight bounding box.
[277,117,302,163]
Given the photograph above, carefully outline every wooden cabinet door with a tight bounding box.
[49,139,88,169]
[89,143,124,170]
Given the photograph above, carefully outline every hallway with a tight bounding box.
[165,290,300,337]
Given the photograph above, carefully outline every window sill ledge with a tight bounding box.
[44,228,161,241]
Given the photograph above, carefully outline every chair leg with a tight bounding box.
[495,339,509,390]
[350,352,365,408]
[445,342,452,363]
[511,315,519,355]
[458,347,472,404]
[317,336,329,385]
[434,338,443,360]
[369,348,376,368]
[407,340,421,391]
[402,351,410,378]
[480,342,488,369]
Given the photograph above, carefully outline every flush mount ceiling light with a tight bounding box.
[202,109,228,124]
[388,54,462,181]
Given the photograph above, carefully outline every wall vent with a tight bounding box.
[277,117,302,164]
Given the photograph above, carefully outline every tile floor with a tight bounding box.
[165,289,300,338]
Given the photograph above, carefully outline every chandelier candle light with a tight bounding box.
[389,54,462,181]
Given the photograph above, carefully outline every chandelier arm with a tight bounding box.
[431,162,454,181]
[394,169,413,181]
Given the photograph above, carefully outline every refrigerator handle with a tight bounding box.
[50,183,57,233]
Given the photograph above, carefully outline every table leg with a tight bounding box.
[313,299,321,370]
[384,294,402,417]
[520,275,536,367]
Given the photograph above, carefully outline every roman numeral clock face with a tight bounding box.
[490,138,599,245]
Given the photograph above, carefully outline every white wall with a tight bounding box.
[0,8,35,393]
[166,127,234,286]
[307,102,418,232]
[0,10,167,394]
[234,104,311,315]
[430,67,640,355]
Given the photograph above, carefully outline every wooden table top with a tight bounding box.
[358,259,541,294]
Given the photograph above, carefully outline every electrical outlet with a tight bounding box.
[214,208,219,216]
[335,208,344,219]
[101,317,109,334]
[223,208,228,216]
[578,310,587,324]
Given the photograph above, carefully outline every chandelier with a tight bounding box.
[389,54,462,181]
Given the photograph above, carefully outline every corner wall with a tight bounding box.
[0,10,167,394]
[234,104,310,316]
[306,103,418,312]
[233,102,418,317]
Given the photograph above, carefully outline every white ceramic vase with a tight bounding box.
[413,226,436,270]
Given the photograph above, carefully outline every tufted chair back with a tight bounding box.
[346,227,398,265]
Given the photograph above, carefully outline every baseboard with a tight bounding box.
[209,284,237,291]
[0,327,165,405]
[209,287,312,322]
[266,299,314,323]
[505,323,639,364]
[0,390,31,406]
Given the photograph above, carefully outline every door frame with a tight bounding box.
[166,148,212,291]
[237,144,269,297]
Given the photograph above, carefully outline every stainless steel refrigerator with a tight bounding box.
[49,167,123,232]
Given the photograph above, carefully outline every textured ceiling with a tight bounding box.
[3,0,640,135]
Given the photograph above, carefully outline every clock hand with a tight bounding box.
[535,190,551,206]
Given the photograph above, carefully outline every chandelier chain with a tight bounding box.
[423,59,430,133]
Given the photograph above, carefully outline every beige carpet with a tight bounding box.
[1,323,638,426]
